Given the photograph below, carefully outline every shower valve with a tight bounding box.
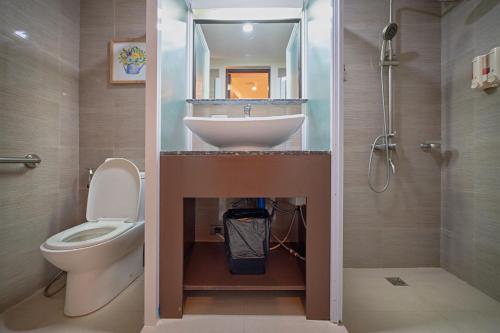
[373,143,397,151]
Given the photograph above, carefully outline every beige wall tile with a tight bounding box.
[381,228,440,267]
[79,0,146,195]
[441,0,500,302]
[343,0,441,268]
[0,0,80,312]
[343,227,382,268]
[115,0,147,37]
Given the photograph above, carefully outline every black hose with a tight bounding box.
[43,271,66,297]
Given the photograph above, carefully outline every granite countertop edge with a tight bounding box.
[161,151,331,156]
[186,99,308,105]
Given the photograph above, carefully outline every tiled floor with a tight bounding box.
[169,291,348,333]
[0,273,346,333]
[344,268,500,333]
[0,275,144,333]
[3,268,499,333]
[143,316,348,333]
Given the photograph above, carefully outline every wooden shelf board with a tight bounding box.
[184,242,305,291]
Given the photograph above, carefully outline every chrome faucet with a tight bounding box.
[243,104,252,117]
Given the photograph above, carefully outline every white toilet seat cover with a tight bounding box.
[87,158,141,222]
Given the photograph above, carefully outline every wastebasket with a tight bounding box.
[223,208,271,275]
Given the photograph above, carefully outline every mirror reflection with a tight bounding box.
[194,21,301,100]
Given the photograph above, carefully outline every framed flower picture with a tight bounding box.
[109,38,146,84]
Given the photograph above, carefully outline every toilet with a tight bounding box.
[40,158,145,317]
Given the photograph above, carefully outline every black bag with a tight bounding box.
[223,208,271,275]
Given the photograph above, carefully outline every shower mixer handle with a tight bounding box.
[373,143,397,151]
[380,60,400,67]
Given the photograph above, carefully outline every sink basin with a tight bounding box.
[184,114,305,150]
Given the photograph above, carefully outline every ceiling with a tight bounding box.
[190,0,304,9]
[200,22,296,61]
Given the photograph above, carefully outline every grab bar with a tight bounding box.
[0,154,42,168]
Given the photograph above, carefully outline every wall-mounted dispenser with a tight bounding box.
[487,47,500,88]
[471,55,488,90]
[472,47,500,91]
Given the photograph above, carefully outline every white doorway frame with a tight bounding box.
[144,0,160,327]
[330,0,344,324]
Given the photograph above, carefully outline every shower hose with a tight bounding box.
[368,65,392,193]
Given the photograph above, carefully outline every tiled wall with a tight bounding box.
[79,0,146,217]
[343,0,442,267]
[0,0,80,312]
[441,0,500,301]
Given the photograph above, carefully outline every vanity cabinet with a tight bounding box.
[159,152,331,320]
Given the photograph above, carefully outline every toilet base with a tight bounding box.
[64,245,143,316]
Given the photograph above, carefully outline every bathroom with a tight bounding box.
[0,0,499,332]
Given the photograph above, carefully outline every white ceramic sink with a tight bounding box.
[184,114,305,150]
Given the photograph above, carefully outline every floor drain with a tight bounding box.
[385,277,408,286]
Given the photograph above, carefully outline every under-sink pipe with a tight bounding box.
[44,271,66,297]
[257,198,266,209]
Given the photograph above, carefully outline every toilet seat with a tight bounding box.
[44,220,134,250]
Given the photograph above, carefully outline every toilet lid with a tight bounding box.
[87,158,141,222]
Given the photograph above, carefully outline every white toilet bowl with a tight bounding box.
[40,158,145,316]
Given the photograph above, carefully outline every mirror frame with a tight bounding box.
[192,19,302,100]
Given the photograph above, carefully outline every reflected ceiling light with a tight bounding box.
[14,30,28,39]
[251,85,257,91]
[242,23,253,33]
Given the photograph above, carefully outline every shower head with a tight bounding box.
[380,22,398,64]
[382,22,398,41]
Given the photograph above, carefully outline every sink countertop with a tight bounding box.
[160,151,331,156]
[186,99,308,105]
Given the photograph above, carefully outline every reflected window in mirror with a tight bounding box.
[193,20,301,100]
[226,68,270,99]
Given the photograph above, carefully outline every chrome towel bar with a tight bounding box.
[0,154,42,168]
[420,141,441,151]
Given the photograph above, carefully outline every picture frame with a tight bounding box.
[109,37,147,84]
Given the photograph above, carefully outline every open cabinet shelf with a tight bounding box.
[184,242,305,291]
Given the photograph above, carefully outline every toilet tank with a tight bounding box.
[138,172,145,222]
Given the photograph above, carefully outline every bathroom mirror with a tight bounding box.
[193,20,301,100]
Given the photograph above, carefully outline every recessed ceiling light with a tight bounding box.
[242,23,253,33]
[14,30,28,39]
